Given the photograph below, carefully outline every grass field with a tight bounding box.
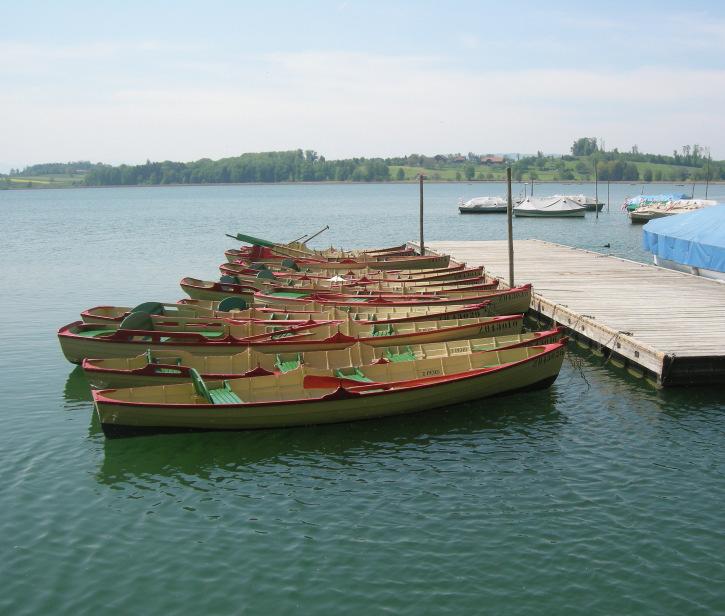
[390,158,703,182]
[1,173,87,189]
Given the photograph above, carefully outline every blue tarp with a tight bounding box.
[642,205,725,272]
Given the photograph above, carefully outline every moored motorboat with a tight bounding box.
[514,197,587,218]
[458,196,508,213]
[642,205,725,281]
[551,194,604,211]
[93,341,567,436]
[83,328,565,388]
[628,199,718,224]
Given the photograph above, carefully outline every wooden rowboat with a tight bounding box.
[251,285,532,313]
[93,341,566,436]
[239,253,452,272]
[178,277,259,302]
[83,328,565,389]
[221,264,485,284]
[83,300,496,326]
[215,270,499,296]
[219,264,496,293]
[59,314,524,363]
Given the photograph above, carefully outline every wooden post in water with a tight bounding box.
[419,174,425,255]
[507,167,514,287]
[594,157,599,220]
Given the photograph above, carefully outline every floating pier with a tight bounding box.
[416,240,725,386]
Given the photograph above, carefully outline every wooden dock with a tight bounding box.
[418,240,725,386]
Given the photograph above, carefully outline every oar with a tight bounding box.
[289,233,309,243]
[303,225,330,244]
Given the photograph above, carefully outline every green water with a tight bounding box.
[1,184,724,615]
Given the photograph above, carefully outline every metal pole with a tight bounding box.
[594,158,599,220]
[507,167,514,288]
[419,174,425,255]
[607,179,610,213]
[705,155,710,199]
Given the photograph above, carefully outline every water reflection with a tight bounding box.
[63,366,93,403]
[96,386,565,486]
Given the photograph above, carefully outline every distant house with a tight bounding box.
[480,155,505,165]
[452,156,467,163]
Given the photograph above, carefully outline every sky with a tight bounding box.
[2,0,725,171]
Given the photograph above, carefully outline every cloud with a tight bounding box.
[2,50,725,166]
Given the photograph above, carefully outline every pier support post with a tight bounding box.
[419,174,425,255]
[507,167,514,287]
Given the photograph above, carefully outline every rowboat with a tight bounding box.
[235,252,452,272]
[224,262,483,283]
[93,341,566,436]
[251,285,532,313]
[177,278,259,303]
[220,264,495,292]
[83,328,565,389]
[227,233,416,261]
[180,275,500,304]
[59,313,523,363]
[58,318,336,363]
[82,300,298,325]
[84,299,497,326]
[219,272,499,296]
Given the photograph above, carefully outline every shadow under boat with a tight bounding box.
[95,385,567,486]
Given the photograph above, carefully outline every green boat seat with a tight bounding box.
[256,269,276,281]
[249,263,268,271]
[190,368,213,403]
[218,296,248,312]
[281,258,300,272]
[208,380,243,404]
[131,302,164,315]
[219,275,239,285]
[119,311,154,331]
[275,353,302,373]
[384,346,416,363]
[371,323,395,337]
[333,367,373,383]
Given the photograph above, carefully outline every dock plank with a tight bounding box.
[419,240,725,386]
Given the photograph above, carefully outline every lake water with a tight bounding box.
[1,182,723,615]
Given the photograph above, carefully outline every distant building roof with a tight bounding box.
[481,155,505,164]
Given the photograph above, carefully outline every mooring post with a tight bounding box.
[507,167,514,287]
[594,157,599,220]
[419,174,425,255]
[607,179,610,213]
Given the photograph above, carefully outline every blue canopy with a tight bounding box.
[642,205,725,272]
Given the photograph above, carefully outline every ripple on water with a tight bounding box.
[1,186,724,615]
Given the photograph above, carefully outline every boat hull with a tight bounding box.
[459,206,508,213]
[514,210,586,218]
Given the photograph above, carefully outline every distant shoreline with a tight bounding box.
[3,179,724,191]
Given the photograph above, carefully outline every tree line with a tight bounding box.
[83,150,391,185]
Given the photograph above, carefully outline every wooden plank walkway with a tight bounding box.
[420,240,725,386]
